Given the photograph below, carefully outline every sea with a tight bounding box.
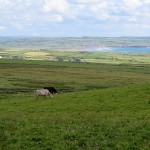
[92,47,150,53]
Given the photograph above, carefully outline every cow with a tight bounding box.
[44,87,57,94]
[35,89,53,99]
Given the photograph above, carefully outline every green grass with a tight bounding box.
[85,52,150,64]
[0,59,149,90]
[0,84,150,149]
[0,59,150,149]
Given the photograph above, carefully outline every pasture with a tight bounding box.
[0,59,150,149]
[0,48,150,64]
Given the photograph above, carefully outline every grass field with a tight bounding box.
[0,59,150,149]
[0,48,150,64]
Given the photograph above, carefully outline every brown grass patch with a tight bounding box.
[25,52,49,57]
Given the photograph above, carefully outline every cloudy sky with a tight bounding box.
[0,0,150,37]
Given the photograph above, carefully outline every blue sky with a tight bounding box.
[0,0,150,37]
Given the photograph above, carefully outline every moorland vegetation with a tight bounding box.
[0,59,150,149]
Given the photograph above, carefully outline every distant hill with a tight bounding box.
[0,36,150,50]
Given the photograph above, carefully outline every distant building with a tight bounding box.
[11,56,24,60]
[69,57,81,62]
[49,58,57,61]
[25,56,32,59]
[56,57,64,62]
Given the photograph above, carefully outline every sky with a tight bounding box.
[0,0,150,37]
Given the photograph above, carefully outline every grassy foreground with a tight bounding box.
[0,59,150,149]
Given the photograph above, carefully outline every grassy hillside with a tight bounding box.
[0,84,150,149]
[0,59,150,149]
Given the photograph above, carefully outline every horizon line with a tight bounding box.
[0,36,150,38]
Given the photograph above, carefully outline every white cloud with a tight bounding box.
[144,0,150,3]
[128,17,137,22]
[43,0,69,13]
[75,0,101,4]
[51,15,63,22]
[0,0,150,36]
[123,0,142,8]
[122,0,144,18]
[0,25,6,31]
[0,0,12,7]
[0,0,149,24]
[90,2,108,12]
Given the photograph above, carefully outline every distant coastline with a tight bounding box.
[0,37,150,53]
[91,47,150,53]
